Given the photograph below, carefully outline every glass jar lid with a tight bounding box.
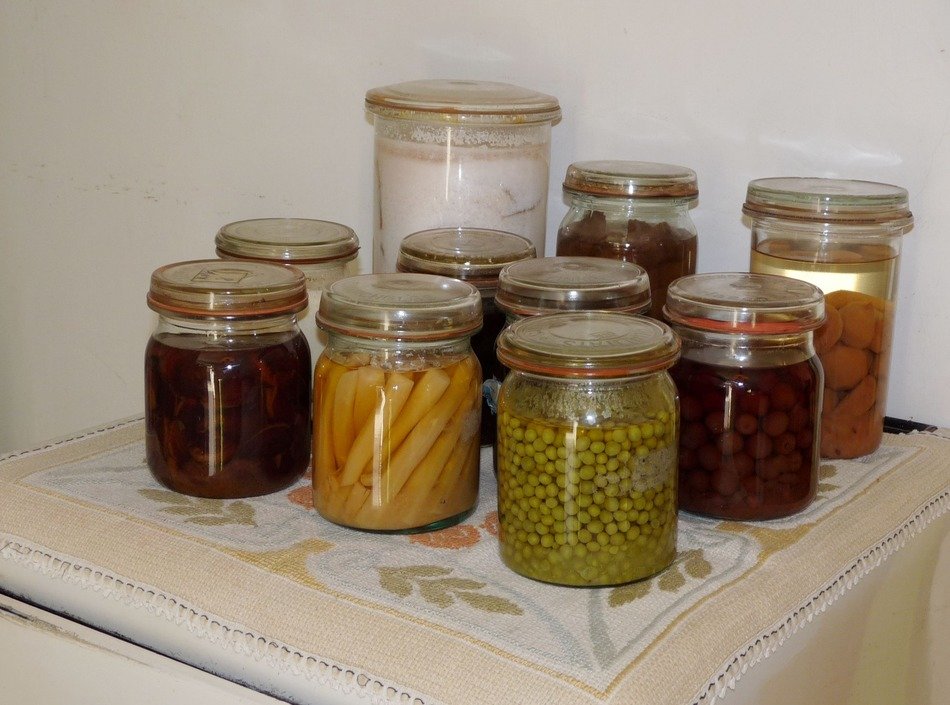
[563,160,698,200]
[396,227,536,291]
[743,177,913,230]
[365,79,562,126]
[664,273,825,334]
[147,259,308,319]
[495,257,651,317]
[317,273,482,341]
[497,311,680,378]
[215,218,360,264]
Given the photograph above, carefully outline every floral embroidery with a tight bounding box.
[287,485,314,510]
[481,511,499,537]
[410,524,480,549]
[379,565,522,615]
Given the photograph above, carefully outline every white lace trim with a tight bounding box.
[0,538,433,705]
[691,487,950,704]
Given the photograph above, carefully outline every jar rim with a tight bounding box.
[147,259,308,319]
[396,227,536,284]
[215,218,360,264]
[496,257,652,316]
[562,160,698,200]
[365,79,562,126]
[497,311,680,378]
[664,272,825,334]
[742,177,913,231]
[317,273,482,341]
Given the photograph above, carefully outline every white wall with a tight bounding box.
[2,0,948,452]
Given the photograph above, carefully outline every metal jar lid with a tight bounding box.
[563,160,698,201]
[215,218,360,264]
[365,79,562,126]
[317,273,482,341]
[664,272,825,334]
[147,259,308,319]
[396,227,536,293]
[497,311,680,378]
[742,177,913,231]
[495,257,651,317]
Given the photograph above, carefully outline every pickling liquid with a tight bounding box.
[751,241,897,458]
[145,331,311,498]
[673,356,821,520]
[750,245,897,301]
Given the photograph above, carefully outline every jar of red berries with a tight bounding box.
[664,273,825,519]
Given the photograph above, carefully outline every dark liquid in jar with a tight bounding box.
[672,357,820,519]
[556,213,697,318]
[145,331,311,498]
[471,297,505,446]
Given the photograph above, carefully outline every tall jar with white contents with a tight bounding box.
[743,178,913,458]
[215,218,360,362]
[365,79,561,272]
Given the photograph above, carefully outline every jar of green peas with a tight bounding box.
[495,311,681,586]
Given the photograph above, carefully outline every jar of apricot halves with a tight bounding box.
[312,273,483,533]
[664,272,825,520]
[744,178,913,458]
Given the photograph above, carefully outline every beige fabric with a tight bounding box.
[1,419,947,705]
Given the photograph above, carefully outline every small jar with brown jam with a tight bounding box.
[145,260,311,498]
[555,161,698,318]
[397,227,536,446]
[664,273,825,520]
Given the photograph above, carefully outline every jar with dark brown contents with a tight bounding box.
[556,161,698,319]
[664,273,825,520]
[397,227,536,446]
[145,260,311,498]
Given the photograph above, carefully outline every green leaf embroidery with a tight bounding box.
[138,490,257,527]
[819,464,838,480]
[658,566,686,592]
[683,549,713,579]
[608,580,651,607]
[379,565,523,616]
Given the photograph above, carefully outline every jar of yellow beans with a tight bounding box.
[313,273,483,532]
[495,311,681,586]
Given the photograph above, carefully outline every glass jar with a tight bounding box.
[743,178,913,458]
[365,79,561,273]
[313,273,483,532]
[145,260,311,498]
[396,227,536,447]
[495,311,681,587]
[495,256,652,322]
[555,160,698,319]
[664,273,825,520]
[215,218,360,362]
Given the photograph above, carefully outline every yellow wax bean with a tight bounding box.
[385,358,475,497]
[312,358,345,507]
[386,391,477,523]
[338,371,414,486]
[352,366,385,434]
[331,370,359,468]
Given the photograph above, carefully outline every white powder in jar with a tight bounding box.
[373,134,550,272]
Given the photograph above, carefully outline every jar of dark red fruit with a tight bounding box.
[145,260,311,498]
[663,273,825,519]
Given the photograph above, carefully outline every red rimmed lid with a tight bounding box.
[365,79,561,126]
[316,273,482,341]
[742,177,913,231]
[663,273,825,334]
[215,218,359,264]
[147,260,308,319]
[497,311,680,379]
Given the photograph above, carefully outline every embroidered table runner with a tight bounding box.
[1,419,947,705]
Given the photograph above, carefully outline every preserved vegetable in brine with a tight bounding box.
[313,352,480,531]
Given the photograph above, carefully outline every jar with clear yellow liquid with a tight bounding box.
[744,178,913,458]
